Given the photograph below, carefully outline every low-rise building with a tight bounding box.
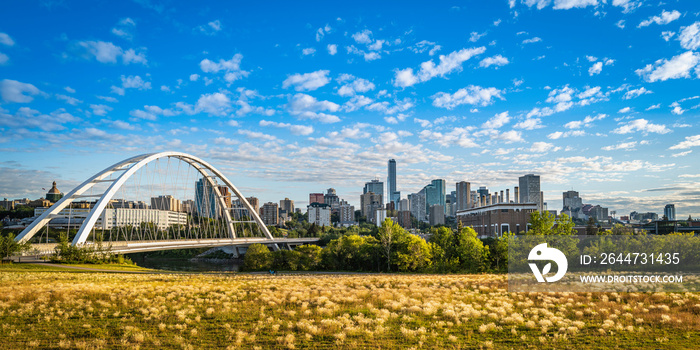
[457,202,538,237]
[307,202,331,227]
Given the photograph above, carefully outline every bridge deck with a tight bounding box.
[26,237,321,256]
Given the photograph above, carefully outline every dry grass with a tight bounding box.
[0,271,699,349]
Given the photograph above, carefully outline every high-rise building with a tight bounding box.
[562,190,583,211]
[429,204,445,226]
[280,198,295,213]
[398,210,412,229]
[399,198,410,212]
[245,197,259,217]
[424,179,446,215]
[307,202,331,227]
[151,195,182,212]
[195,178,218,218]
[387,159,400,207]
[261,202,279,226]
[409,190,426,222]
[519,174,542,211]
[456,181,471,211]
[309,193,324,204]
[364,179,384,196]
[664,204,676,221]
[339,200,356,226]
[360,192,383,223]
[323,188,340,212]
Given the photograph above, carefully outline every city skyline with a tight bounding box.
[1,1,699,217]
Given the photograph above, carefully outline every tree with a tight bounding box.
[454,226,489,272]
[295,244,322,270]
[395,234,432,272]
[378,218,404,272]
[243,243,272,271]
[585,217,597,235]
[528,211,575,235]
[0,233,31,260]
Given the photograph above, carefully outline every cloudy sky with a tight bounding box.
[1,0,699,217]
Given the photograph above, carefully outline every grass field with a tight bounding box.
[0,269,699,349]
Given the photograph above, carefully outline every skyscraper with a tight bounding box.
[387,159,400,207]
[664,204,676,220]
[363,179,384,201]
[280,198,294,213]
[519,174,542,211]
[195,178,218,218]
[456,181,471,211]
[424,179,446,215]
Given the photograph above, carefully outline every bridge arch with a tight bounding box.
[16,152,272,246]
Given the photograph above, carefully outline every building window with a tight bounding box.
[500,224,509,236]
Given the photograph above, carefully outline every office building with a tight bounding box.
[339,200,356,226]
[363,179,384,200]
[519,174,542,211]
[409,191,426,222]
[429,204,445,226]
[195,178,218,218]
[280,198,295,214]
[307,202,331,227]
[309,193,324,204]
[664,204,676,221]
[456,181,472,211]
[387,159,400,207]
[424,179,446,215]
[260,202,279,226]
[151,195,182,212]
[360,192,383,223]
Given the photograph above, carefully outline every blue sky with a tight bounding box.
[1,0,699,217]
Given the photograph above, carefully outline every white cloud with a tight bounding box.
[646,104,660,110]
[679,22,700,50]
[90,104,113,116]
[635,51,700,83]
[237,129,278,142]
[411,40,441,56]
[564,114,606,129]
[74,40,147,65]
[661,31,676,41]
[638,10,681,28]
[588,61,603,75]
[393,47,486,87]
[671,150,692,157]
[346,45,381,61]
[602,141,637,151]
[0,52,9,65]
[316,24,331,42]
[669,135,700,150]
[282,70,331,91]
[670,102,684,115]
[110,75,151,95]
[0,79,41,103]
[618,106,631,113]
[55,94,81,105]
[199,54,250,83]
[111,17,136,40]
[616,20,626,29]
[613,118,670,134]
[195,92,232,116]
[259,120,314,136]
[0,107,79,132]
[286,93,341,123]
[612,0,641,13]
[623,87,652,99]
[553,0,598,10]
[514,117,544,130]
[529,142,556,153]
[479,55,509,68]
[496,130,524,143]
[522,37,542,44]
[302,47,316,56]
[414,118,431,128]
[337,74,375,96]
[189,74,200,82]
[419,127,479,148]
[432,85,502,109]
[547,130,585,139]
[198,20,222,35]
[469,31,486,42]
[352,30,373,44]
[482,111,510,129]
[327,44,337,55]
[0,32,15,46]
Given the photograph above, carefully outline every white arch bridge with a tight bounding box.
[15,152,319,255]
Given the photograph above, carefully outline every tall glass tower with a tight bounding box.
[387,159,400,207]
